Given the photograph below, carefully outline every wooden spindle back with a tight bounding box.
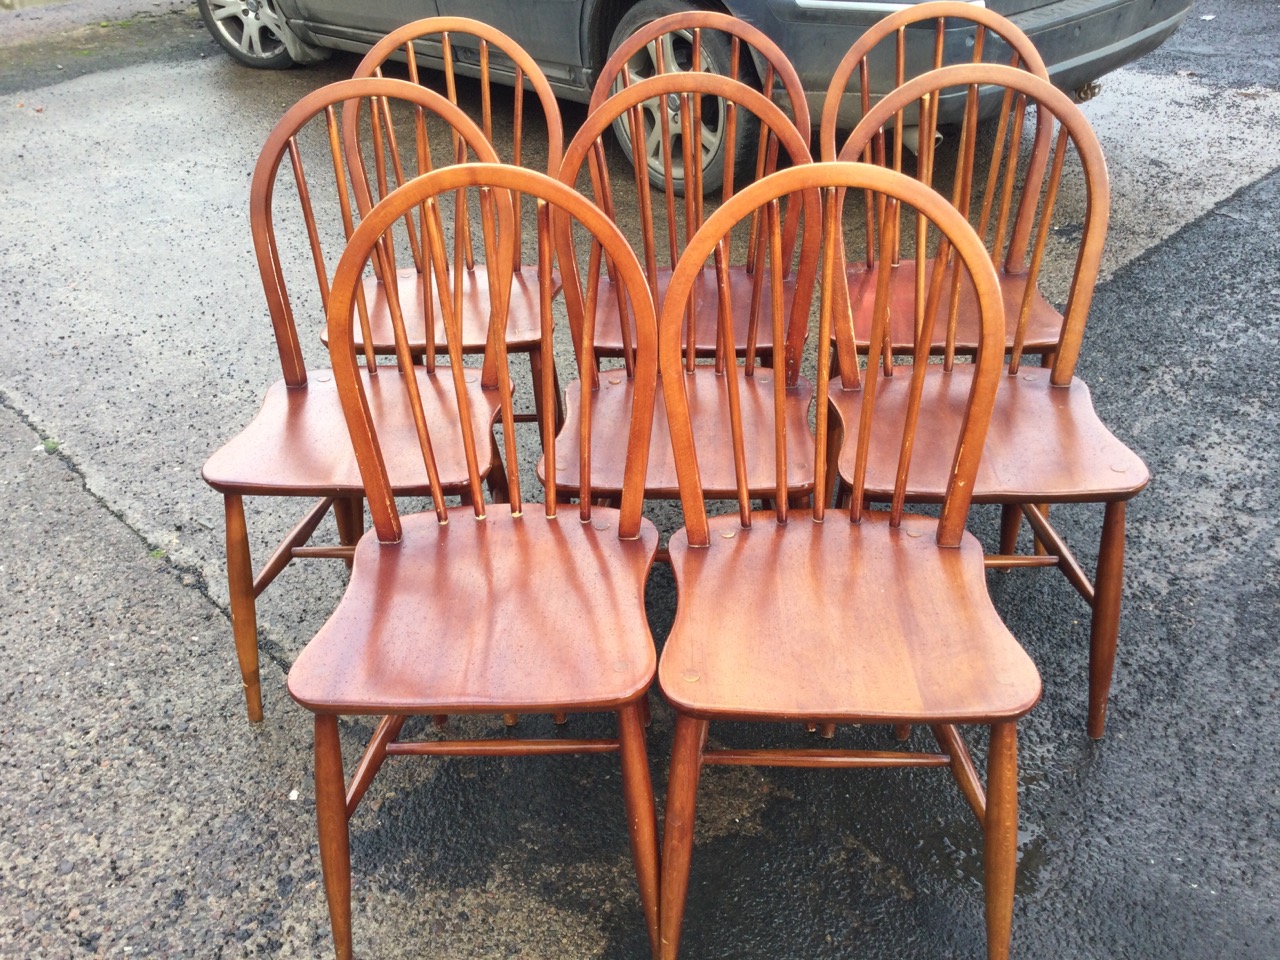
[351,17,566,275]
[561,72,815,382]
[329,164,658,543]
[249,78,500,388]
[662,163,1004,549]
[819,1,1049,162]
[840,64,1110,383]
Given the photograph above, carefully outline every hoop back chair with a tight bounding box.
[819,1,1057,355]
[341,17,567,424]
[584,37,812,363]
[550,72,820,502]
[590,10,811,197]
[655,162,1041,959]
[829,64,1148,737]
[287,164,662,959]
[202,79,505,722]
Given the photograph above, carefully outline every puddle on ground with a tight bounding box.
[915,821,1049,894]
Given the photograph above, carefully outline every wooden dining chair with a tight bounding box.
[819,1,1055,355]
[550,71,820,503]
[828,64,1149,738]
[589,9,811,197]
[342,16,566,424]
[656,162,1041,960]
[288,163,662,960]
[201,78,506,722]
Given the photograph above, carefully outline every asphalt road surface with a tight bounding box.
[0,2,1277,958]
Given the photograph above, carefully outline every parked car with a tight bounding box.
[198,0,1192,185]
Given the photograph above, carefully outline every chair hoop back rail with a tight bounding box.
[203,78,503,723]
[830,66,1145,740]
[654,162,1041,960]
[295,163,663,958]
[344,17,567,424]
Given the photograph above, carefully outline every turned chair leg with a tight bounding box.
[315,715,353,960]
[659,715,709,960]
[333,495,363,571]
[224,494,262,723]
[998,503,1022,556]
[1088,500,1127,739]
[618,701,660,958]
[984,722,1018,960]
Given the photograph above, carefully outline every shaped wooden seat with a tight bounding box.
[291,164,662,959]
[551,72,819,501]
[819,1,1053,355]
[201,78,504,722]
[655,162,1040,960]
[829,65,1149,738]
[341,17,566,424]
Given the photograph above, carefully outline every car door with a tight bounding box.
[433,0,588,91]
[289,0,440,46]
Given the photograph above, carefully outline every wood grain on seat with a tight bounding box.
[661,510,1040,723]
[830,365,1149,502]
[203,367,500,496]
[547,368,814,500]
[289,506,658,714]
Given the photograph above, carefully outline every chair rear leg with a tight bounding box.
[660,715,709,960]
[333,496,363,571]
[1088,500,1127,739]
[998,504,1022,556]
[224,494,262,722]
[984,722,1018,960]
[618,700,660,958]
[315,714,353,960]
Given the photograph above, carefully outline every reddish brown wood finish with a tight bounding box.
[819,4,1052,356]
[201,78,504,722]
[553,72,818,500]
[566,71,814,362]
[290,164,662,959]
[827,66,1147,737]
[343,17,567,425]
[656,163,1039,959]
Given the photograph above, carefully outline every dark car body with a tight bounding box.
[270,0,1192,125]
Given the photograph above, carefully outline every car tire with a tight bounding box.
[197,0,297,69]
[608,0,761,197]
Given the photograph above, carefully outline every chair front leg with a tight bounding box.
[618,700,660,958]
[224,494,262,723]
[315,714,353,960]
[984,722,1018,960]
[659,715,709,960]
[1088,499,1127,739]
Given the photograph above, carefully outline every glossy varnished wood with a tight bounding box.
[561,72,814,364]
[829,365,1149,503]
[660,511,1040,723]
[655,164,1035,960]
[295,164,663,959]
[820,8,1052,356]
[827,65,1142,738]
[843,258,1062,356]
[203,78,504,721]
[288,506,659,713]
[546,368,815,500]
[345,17,566,422]
[202,367,500,496]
